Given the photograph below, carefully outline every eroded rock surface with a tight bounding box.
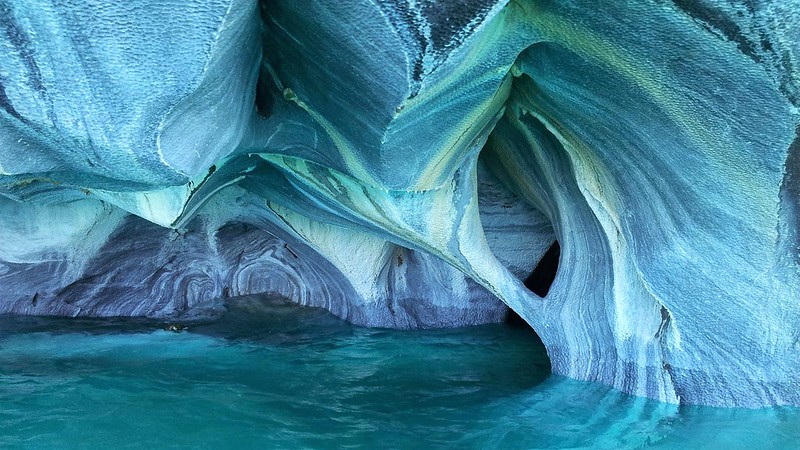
[0,0,798,406]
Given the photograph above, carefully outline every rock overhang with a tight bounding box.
[0,0,798,407]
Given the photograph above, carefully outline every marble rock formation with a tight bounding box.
[0,0,798,407]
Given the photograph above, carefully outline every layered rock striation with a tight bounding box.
[0,0,798,406]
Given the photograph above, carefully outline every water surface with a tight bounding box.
[0,296,796,449]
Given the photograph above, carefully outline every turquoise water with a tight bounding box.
[0,296,797,449]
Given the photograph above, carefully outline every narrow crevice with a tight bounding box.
[254,64,275,118]
[524,240,560,297]
[655,305,682,404]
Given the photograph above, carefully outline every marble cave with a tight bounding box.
[1,0,799,411]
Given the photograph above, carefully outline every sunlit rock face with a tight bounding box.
[0,0,798,407]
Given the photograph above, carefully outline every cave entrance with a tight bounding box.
[505,240,561,328]
[524,240,560,297]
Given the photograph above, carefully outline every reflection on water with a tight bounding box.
[0,295,796,449]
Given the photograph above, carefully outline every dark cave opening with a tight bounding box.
[504,309,529,327]
[254,65,275,118]
[524,240,560,297]
[505,240,561,328]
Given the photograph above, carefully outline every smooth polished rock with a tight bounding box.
[0,0,798,407]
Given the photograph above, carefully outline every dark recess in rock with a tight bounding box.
[0,77,23,121]
[254,66,275,118]
[524,241,560,298]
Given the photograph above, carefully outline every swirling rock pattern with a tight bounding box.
[0,0,798,407]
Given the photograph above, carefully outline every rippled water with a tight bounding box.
[0,296,797,449]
